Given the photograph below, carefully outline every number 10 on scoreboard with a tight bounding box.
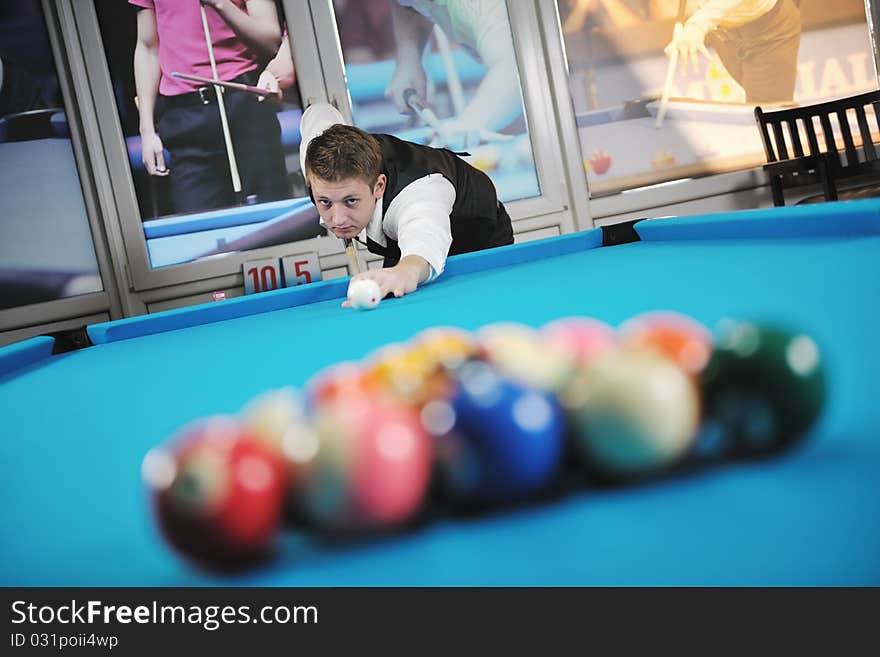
[243,253,322,295]
[243,257,281,295]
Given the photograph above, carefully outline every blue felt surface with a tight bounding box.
[1,202,879,585]
[0,336,54,380]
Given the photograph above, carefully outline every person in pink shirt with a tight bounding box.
[131,0,291,214]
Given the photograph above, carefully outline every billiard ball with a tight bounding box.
[239,387,320,496]
[651,148,677,169]
[142,416,287,568]
[560,346,701,480]
[425,360,566,505]
[363,342,439,407]
[468,144,501,172]
[409,326,480,372]
[363,328,479,408]
[347,277,382,310]
[477,322,572,394]
[300,391,433,532]
[700,320,826,456]
[619,311,713,379]
[588,149,612,175]
[541,316,617,366]
[305,361,373,409]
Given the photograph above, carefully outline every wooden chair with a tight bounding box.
[754,89,880,206]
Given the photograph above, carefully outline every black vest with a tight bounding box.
[367,134,513,268]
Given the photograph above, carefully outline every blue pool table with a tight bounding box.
[2,199,879,586]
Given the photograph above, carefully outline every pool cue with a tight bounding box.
[433,26,465,115]
[655,23,681,130]
[403,87,444,135]
[343,238,360,275]
[655,1,688,130]
[171,71,274,97]
[199,3,242,195]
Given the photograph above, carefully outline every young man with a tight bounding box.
[131,0,290,214]
[299,103,514,303]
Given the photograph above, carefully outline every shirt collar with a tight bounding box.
[366,197,386,247]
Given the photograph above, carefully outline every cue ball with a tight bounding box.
[348,278,382,310]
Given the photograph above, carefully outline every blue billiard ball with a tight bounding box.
[423,360,566,505]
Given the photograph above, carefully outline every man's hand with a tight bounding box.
[341,257,429,308]
[199,0,228,10]
[428,118,514,150]
[385,61,428,116]
[256,69,282,103]
[141,132,168,176]
[664,22,712,76]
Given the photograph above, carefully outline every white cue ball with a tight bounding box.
[347,277,382,310]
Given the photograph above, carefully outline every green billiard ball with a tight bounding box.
[700,320,826,457]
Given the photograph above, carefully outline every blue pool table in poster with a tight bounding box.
[1,199,879,586]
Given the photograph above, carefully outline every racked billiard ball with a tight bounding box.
[541,316,617,368]
[424,360,566,505]
[618,311,713,380]
[239,387,320,502]
[560,346,701,480]
[700,320,826,456]
[142,416,287,569]
[477,322,573,394]
[305,361,373,410]
[300,391,433,532]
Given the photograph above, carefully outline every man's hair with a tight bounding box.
[305,124,382,185]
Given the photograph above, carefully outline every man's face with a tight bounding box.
[310,174,386,240]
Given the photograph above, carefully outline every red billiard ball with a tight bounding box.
[142,417,287,569]
[588,149,612,175]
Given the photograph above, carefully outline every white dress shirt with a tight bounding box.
[300,103,454,281]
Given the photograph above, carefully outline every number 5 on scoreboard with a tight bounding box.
[281,252,322,288]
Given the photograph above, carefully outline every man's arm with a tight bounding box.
[663,0,755,74]
[386,175,455,281]
[665,0,754,68]
[422,0,522,148]
[342,174,454,307]
[445,18,520,141]
[385,3,434,114]
[133,8,167,176]
[298,103,346,179]
[257,40,295,101]
[687,0,754,34]
[264,41,295,89]
[344,255,431,307]
[201,0,282,60]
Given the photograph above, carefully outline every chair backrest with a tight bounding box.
[754,89,880,174]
